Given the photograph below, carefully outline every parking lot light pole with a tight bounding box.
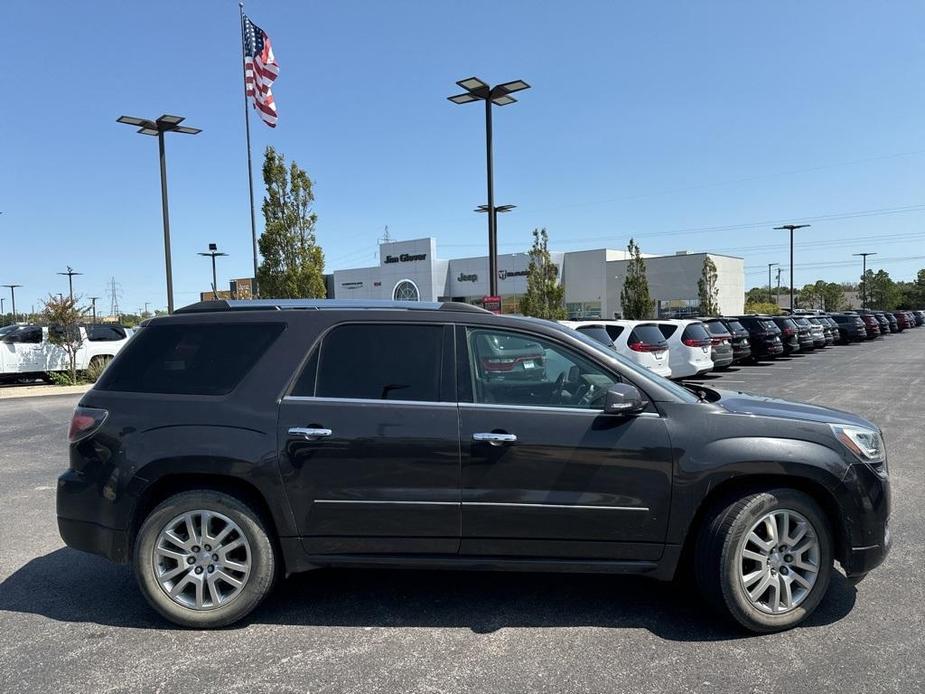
[773,224,811,310]
[475,203,516,280]
[449,77,530,297]
[89,296,99,324]
[853,252,877,309]
[117,114,202,314]
[57,266,82,301]
[767,263,779,305]
[3,284,21,323]
[198,243,229,298]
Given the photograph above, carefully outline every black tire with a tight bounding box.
[695,488,832,633]
[133,490,277,628]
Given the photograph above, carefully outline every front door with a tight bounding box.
[456,326,673,561]
[277,322,461,555]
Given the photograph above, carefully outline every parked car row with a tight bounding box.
[562,308,924,379]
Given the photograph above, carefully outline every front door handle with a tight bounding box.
[288,427,333,441]
[472,432,517,445]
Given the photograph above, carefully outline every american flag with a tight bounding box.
[243,15,279,127]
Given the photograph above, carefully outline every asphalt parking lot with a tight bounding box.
[1,331,923,693]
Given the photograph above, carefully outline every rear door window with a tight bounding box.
[95,323,284,395]
[314,323,443,402]
[657,324,678,339]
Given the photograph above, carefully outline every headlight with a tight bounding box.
[829,423,886,465]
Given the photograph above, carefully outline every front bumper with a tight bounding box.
[836,462,891,577]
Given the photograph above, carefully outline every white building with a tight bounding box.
[329,237,744,318]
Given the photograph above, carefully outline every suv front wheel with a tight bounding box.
[695,488,833,632]
[134,490,276,628]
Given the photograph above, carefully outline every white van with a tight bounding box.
[0,324,131,380]
[560,320,672,378]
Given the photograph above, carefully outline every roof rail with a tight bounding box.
[173,298,492,315]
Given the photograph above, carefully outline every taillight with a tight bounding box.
[68,406,108,443]
[682,338,710,347]
[782,328,796,336]
[629,341,666,352]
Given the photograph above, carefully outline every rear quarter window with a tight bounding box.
[95,322,284,395]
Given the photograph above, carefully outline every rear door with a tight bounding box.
[277,322,461,555]
[456,325,673,561]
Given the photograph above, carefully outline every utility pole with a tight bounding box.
[773,224,811,311]
[776,267,782,308]
[2,284,21,323]
[57,266,82,301]
[853,252,877,309]
[767,263,780,305]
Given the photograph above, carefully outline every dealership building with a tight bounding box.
[329,237,744,318]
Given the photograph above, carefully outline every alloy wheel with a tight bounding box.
[737,509,820,614]
[153,510,252,610]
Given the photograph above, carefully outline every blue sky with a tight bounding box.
[4,1,925,313]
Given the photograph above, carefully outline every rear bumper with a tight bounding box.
[57,516,130,564]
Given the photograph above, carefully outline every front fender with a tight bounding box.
[666,434,849,545]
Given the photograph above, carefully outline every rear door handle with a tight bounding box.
[472,432,517,445]
[288,427,333,441]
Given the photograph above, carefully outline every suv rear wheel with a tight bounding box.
[134,490,276,628]
[695,488,833,632]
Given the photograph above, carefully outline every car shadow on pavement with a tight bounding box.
[0,547,857,641]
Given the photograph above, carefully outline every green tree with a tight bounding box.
[519,228,566,320]
[861,269,901,310]
[897,269,925,309]
[697,256,719,316]
[620,238,653,319]
[41,294,84,384]
[819,282,845,311]
[256,146,326,299]
[798,282,821,309]
[744,301,780,315]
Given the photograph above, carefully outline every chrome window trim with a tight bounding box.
[459,401,660,417]
[284,395,456,407]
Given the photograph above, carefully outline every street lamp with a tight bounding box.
[57,266,82,301]
[475,204,516,285]
[853,252,877,309]
[2,284,21,323]
[449,77,530,298]
[198,243,229,299]
[773,224,811,311]
[767,263,780,305]
[117,114,202,314]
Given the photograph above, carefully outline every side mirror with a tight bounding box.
[604,383,647,415]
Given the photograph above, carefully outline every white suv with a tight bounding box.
[561,320,672,378]
[0,324,131,380]
[654,319,714,379]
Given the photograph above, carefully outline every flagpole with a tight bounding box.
[239,0,260,298]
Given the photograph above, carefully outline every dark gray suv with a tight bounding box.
[57,300,891,632]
